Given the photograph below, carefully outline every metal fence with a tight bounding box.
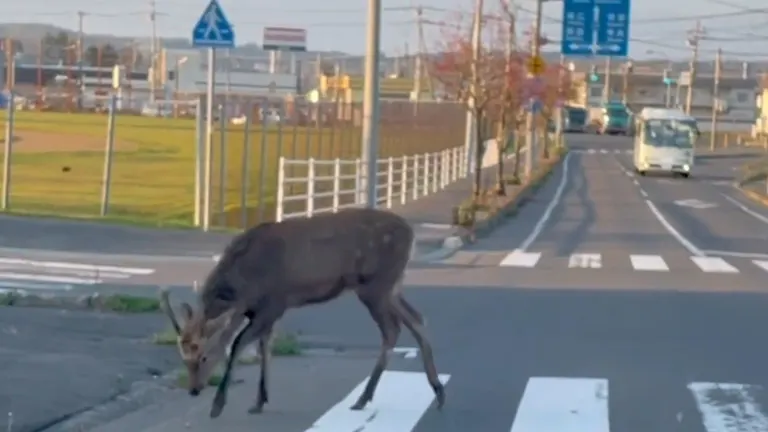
[275,146,467,221]
[0,94,465,230]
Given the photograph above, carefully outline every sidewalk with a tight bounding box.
[390,160,504,259]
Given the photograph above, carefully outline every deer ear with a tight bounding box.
[205,309,235,335]
[179,302,194,322]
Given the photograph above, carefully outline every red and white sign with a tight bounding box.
[263,27,307,52]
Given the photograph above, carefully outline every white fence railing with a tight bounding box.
[276,146,468,221]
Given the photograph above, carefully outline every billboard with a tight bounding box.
[263,27,307,52]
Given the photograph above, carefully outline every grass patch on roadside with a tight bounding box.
[100,294,161,313]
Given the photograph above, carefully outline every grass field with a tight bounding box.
[0,110,463,228]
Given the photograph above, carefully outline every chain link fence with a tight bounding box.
[0,94,465,230]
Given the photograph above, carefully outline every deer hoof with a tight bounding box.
[210,392,227,418]
[434,383,446,410]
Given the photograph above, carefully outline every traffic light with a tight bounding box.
[589,65,599,82]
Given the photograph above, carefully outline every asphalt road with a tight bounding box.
[0,307,178,432]
[60,134,768,431]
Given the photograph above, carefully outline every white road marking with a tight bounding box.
[518,152,572,251]
[722,194,768,225]
[392,347,419,359]
[0,280,74,291]
[305,371,450,432]
[688,382,768,432]
[0,272,101,285]
[568,253,602,269]
[630,255,670,271]
[0,257,154,275]
[703,249,768,259]
[690,256,739,273]
[753,260,768,272]
[632,179,639,185]
[509,377,610,432]
[500,250,542,267]
[644,200,705,256]
[600,149,608,154]
[588,149,596,154]
[640,189,648,197]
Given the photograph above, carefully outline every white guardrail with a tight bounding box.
[276,146,468,221]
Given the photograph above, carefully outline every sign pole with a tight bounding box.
[191,0,234,230]
[203,47,215,232]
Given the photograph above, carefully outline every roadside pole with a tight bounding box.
[710,48,721,151]
[525,0,544,182]
[360,0,382,207]
[191,0,235,231]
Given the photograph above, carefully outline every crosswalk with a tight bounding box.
[498,250,768,274]
[571,149,632,155]
[300,370,768,431]
[0,256,155,292]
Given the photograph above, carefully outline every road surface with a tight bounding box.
[0,307,177,432]
[65,134,768,432]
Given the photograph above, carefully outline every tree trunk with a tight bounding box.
[473,111,484,199]
[495,117,507,195]
[541,115,551,160]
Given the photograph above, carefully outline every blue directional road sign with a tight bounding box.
[595,0,630,57]
[560,0,631,57]
[561,0,594,56]
[192,0,235,48]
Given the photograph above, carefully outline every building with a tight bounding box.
[164,49,299,98]
[569,70,759,125]
[319,74,434,102]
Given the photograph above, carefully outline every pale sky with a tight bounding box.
[1,0,767,60]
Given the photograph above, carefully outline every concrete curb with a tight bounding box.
[413,150,568,262]
[740,187,768,207]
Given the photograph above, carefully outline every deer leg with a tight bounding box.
[247,326,273,415]
[391,295,446,410]
[397,294,425,326]
[211,312,277,419]
[350,295,401,411]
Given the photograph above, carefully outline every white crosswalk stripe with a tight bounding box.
[0,256,155,291]
[496,252,768,274]
[298,371,768,431]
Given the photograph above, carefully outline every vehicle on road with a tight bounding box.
[563,105,589,132]
[633,108,697,178]
[598,102,633,135]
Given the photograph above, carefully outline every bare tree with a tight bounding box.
[160,208,445,419]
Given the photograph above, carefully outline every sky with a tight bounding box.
[1,0,767,61]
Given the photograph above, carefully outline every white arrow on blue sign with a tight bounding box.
[192,0,235,48]
[560,0,630,57]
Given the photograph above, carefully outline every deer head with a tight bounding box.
[160,289,236,396]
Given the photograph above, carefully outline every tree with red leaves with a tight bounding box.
[432,11,515,199]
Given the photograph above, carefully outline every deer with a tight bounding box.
[160,207,446,419]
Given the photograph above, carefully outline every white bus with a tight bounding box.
[633,108,699,178]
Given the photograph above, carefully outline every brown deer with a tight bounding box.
[160,207,446,419]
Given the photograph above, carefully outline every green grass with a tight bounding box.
[0,110,463,229]
[100,294,161,313]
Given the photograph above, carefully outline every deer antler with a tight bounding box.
[159,287,181,335]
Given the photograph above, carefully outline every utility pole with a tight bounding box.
[602,57,612,103]
[149,0,158,102]
[524,0,543,181]
[685,21,704,115]
[464,0,484,179]
[411,6,424,110]
[710,48,721,151]
[76,10,86,109]
[360,0,381,207]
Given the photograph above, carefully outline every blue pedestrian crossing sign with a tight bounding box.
[192,0,235,48]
